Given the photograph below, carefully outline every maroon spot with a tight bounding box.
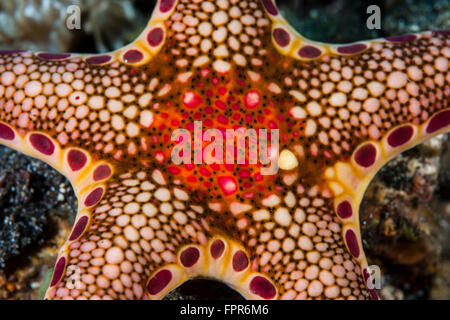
[298,45,322,58]
[0,49,25,55]
[363,268,379,300]
[250,276,276,299]
[84,187,103,207]
[337,43,367,54]
[180,247,200,268]
[50,257,66,287]
[386,34,416,42]
[354,144,376,168]
[37,53,71,60]
[93,165,112,181]
[426,110,450,134]
[232,250,249,272]
[387,125,414,147]
[148,28,164,47]
[67,149,87,171]
[0,123,14,141]
[86,55,111,65]
[261,0,278,15]
[147,269,172,295]
[432,30,450,36]
[336,201,352,219]
[345,229,360,258]
[160,0,175,13]
[123,50,143,64]
[210,240,225,259]
[69,216,89,241]
[30,133,54,156]
[273,28,290,47]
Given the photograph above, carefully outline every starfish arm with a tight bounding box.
[44,165,214,300]
[265,12,449,300]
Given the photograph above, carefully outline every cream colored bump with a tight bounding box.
[351,88,368,100]
[143,203,157,217]
[282,238,295,252]
[324,167,335,179]
[329,182,344,196]
[253,209,270,221]
[154,188,170,201]
[262,194,281,207]
[228,36,240,50]
[217,0,229,9]
[124,105,137,119]
[328,92,347,107]
[229,6,241,18]
[183,15,199,27]
[24,80,42,97]
[212,11,229,26]
[278,149,299,170]
[247,71,261,82]
[124,226,139,242]
[140,110,154,128]
[407,66,423,81]
[173,188,189,201]
[112,115,125,130]
[89,96,105,110]
[213,26,227,43]
[306,101,322,116]
[75,105,89,118]
[308,280,323,297]
[131,215,147,228]
[213,60,231,73]
[284,192,296,208]
[107,99,123,112]
[152,170,166,185]
[99,110,110,122]
[138,93,152,108]
[124,202,140,214]
[435,57,448,72]
[198,22,213,37]
[105,247,124,264]
[362,98,380,113]
[105,87,120,98]
[305,119,317,136]
[387,71,407,89]
[241,14,255,25]
[126,122,140,138]
[201,39,212,52]
[1,71,16,86]
[140,227,154,240]
[230,202,252,215]
[214,44,229,57]
[233,54,246,66]
[289,91,307,103]
[274,207,292,226]
[367,81,385,97]
[290,106,307,119]
[136,192,151,202]
[268,82,281,94]
[298,235,313,251]
[228,20,242,34]
[160,203,173,215]
[173,211,188,225]
[202,1,215,13]
[194,56,210,67]
[55,83,73,97]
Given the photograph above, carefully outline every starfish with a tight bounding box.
[0,0,448,300]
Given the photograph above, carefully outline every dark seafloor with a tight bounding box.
[0,0,449,300]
